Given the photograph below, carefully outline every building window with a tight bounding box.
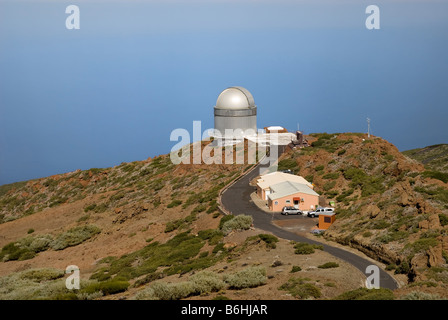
[324,217,331,223]
[286,200,291,204]
[274,201,278,205]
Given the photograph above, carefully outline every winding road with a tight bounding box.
[220,159,399,290]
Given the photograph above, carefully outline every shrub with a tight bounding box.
[400,291,445,300]
[82,279,129,296]
[334,287,394,300]
[189,271,225,294]
[278,278,321,299]
[439,214,448,227]
[219,215,235,229]
[318,262,339,269]
[323,181,336,191]
[27,229,34,234]
[395,261,410,275]
[323,172,340,180]
[337,149,346,156]
[405,237,438,256]
[19,268,65,282]
[224,266,267,289]
[164,220,183,233]
[167,200,182,208]
[0,234,53,261]
[293,242,323,255]
[291,266,302,273]
[221,215,253,234]
[421,170,448,183]
[84,204,97,212]
[257,234,279,249]
[50,225,101,250]
[278,158,299,172]
[315,165,325,172]
[142,281,196,300]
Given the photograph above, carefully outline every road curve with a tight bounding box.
[220,160,399,290]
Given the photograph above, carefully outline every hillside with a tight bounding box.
[277,133,448,296]
[403,144,448,173]
[0,136,447,300]
[0,140,368,300]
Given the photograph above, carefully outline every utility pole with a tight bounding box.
[367,118,371,138]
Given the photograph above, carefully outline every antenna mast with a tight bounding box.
[367,118,371,138]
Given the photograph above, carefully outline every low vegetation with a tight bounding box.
[333,287,395,300]
[278,277,321,299]
[135,266,267,300]
[293,242,324,255]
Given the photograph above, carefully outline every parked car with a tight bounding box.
[281,206,303,215]
[307,207,334,218]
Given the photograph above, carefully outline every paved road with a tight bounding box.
[220,160,398,290]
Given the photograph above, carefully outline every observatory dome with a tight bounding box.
[215,87,255,110]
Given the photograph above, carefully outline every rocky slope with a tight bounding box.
[279,133,448,291]
[403,144,448,174]
[1,136,447,300]
[0,140,368,300]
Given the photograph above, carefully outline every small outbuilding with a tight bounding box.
[318,212,336,230]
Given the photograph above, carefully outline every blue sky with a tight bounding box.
[0,0,447,184]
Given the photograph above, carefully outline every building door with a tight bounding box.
[293,197,300,209]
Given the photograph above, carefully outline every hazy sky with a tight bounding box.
[1,0,447,184]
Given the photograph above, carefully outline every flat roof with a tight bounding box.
[268,181,319,200]
[319,212,336,217]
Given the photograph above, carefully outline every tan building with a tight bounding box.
[267,181,319,212]
[257,171,313,201]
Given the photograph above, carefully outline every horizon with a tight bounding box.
[1,0,447,185]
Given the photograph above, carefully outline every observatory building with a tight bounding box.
[213,86,257,140]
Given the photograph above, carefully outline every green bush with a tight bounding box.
[224,266,267,289]
[315,165,325,172]
[82,279,129,296]
[439,214,448,227]
[291,266,302,273]
[323,172,340,180]
[318,262,339,269]
[27,229,35,234]
[337,149,346,156]
[323,181,336,191]
[278,158,299,172]
[219,215,235,229]
[395,260,410,275]
[400,291,444,300]
[221,215,253,234]
[0,234,54,261]
[167,200,182,208]
[404,237,438,256]
[50,225,101,250]
[334,287,394,300]
[422,170,448,183]
[19,268,64,281]
[278,278,321,299]
[257,234,279,249]
[336,188,354,202]
[189,271,226,294]
[293,242,323,255]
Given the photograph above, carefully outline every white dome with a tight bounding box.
[215,87,255,110]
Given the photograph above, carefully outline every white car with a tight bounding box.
[307,207,334,218]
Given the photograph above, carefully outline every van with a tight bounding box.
[307,207,334,218]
